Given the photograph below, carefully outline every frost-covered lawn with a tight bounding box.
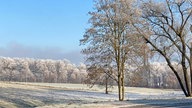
[0,81,192,108]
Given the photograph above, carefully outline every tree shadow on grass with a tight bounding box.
[126,99,192,108]
[0,95,36,108]
[0,87,112,107]
[0,87,46,108]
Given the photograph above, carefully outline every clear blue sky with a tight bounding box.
[0,0,93,64]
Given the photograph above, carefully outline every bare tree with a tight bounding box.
[81,0,144,101]
[133,0,192,97]
[84,65,115,94]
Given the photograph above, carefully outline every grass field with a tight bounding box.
[0,81,191,108]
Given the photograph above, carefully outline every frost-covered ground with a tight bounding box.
[0,82,192,108]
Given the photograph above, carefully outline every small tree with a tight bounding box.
[85,65,114,94]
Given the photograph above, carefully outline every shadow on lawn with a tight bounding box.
[3,86,185,108]
[0,87,44,108]
[0,87,111,108]
[126,99,192,108]
[0,95,37,108]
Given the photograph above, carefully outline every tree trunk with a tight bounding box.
[121,75,125,101]
[118,73,124,101]
[105,76,108,94]
[190,43,192,96]
[181,38,191,97]
[118,75,123,101]
[9,71,13,82]
[118,76,121,100]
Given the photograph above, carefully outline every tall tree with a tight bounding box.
[133,0,192,96]
[81,0,143,101]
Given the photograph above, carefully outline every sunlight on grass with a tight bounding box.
[36,103,117,108]
[23,98,44,107]
[0,81,186,107]
[0,100,17,108]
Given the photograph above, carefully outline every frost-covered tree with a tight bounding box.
[78,63,88,83]
[0,58,8,80]
[133,0,192,96]
[45,60,57,83]
[17,59,34,82]
[66,62,75,83]
[81,0,144,101]
[55,60,68,83]
[2,58,17,81]
[33,60,49,82]
[0,57,88,83]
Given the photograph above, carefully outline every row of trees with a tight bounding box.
[0,57,180,89]
[80,0,192,100]
[0,57,87,83]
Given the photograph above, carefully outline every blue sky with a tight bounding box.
[0,0,93,64]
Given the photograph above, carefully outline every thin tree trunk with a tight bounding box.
[121,64,125,101]
[9,71,13,82]
[121,75,125,101]
[105,76,108,94]
[118,77,121,100]
[190,43,192,96]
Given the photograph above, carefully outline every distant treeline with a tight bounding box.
[0,57,87,83]
[0,57,180,88]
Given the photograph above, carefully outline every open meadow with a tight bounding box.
[1,81,192,108]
